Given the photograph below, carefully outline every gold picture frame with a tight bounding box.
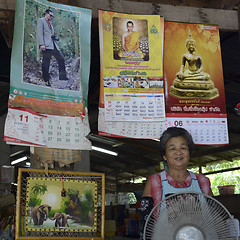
[16,168,105,240]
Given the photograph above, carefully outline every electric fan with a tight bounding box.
[144,192,239,240]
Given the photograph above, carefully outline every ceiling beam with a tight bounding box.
[0,1,238,31]
[0,0,15,10]
[192,143,240,157]
[238,2,240,39]
[0,9,14,48]
[126,0,240,10]
[72,0,238,31]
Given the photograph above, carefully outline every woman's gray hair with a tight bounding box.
[159,127,194,158]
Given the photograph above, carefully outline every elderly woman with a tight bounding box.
[139,127,213,240]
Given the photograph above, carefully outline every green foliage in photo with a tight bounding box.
[24,0,80,60]
[28,183,48,207]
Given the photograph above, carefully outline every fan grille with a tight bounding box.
[144,192,238,240]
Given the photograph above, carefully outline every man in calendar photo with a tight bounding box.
[21,0,85,92]
[7,0,92,148]
[118,21,145,59]
[37,9,68,86]
[112,17,149,61]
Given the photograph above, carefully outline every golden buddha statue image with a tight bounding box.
[170,30,219,99]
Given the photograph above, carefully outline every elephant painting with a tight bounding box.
[31,204,52,226]
[50,212,72,227]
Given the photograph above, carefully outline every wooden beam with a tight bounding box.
[238,2,240,39]
[192,143,240,157]
[189,153,240,169]
[0,0,238,31]
[72,0,238,31]
[126,0,240,10]
[0,9,14,48]
[0,0,15,10]
[205,0,240,10]
[117,182,144,192]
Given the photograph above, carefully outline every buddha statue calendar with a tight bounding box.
[170,30,219,99]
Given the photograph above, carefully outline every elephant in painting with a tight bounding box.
[50,212,71,227]
[31,204,51,225]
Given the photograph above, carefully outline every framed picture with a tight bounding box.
[16,168,105,240]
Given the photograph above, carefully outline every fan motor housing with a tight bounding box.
[174,224,206,240]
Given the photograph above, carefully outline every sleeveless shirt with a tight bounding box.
[149,170,210,206]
